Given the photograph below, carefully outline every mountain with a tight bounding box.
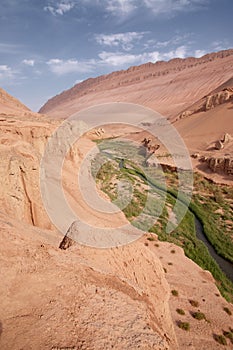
[39,49,233,119]
[0,87,30,115]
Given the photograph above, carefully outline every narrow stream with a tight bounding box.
[194,217,233,283]
[125,164,233,283]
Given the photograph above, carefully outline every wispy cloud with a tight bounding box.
[0,64,17,85]
[95,31,146,51]
[46,58,95,75]
[98,46,188,66]
[43,0,209,18]
[0,65,15,80]
[104,0,137,15]
[0,42,22,54]
[194,49,206,58]
[144,33,192,50]
[143,0,209,16]
[44,1,75,16]
[22,59,35,66]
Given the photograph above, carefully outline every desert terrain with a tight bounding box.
[0,49,233,349]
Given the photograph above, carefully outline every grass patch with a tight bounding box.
[189,300,199,307]
[213,334,227,346]
[176,308,185,315]
[171,290,179,297]
[223,307,232,316]
[177,321,190,331]
[223,330,233,344]
[93,141,233,302]
[191,311,206,321]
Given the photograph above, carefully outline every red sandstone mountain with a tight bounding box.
[0,87,30,115]
[39,49,233,119]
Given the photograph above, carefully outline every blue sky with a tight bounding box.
[0,0,232,111]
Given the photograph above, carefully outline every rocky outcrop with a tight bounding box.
[204,88,233,111]
[176,86,233,121]
[215,133,233,150]
[206,157,233,175]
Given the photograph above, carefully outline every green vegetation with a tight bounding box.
[93,139,233,302]
[189,300,199,307]
[147,236,156,241]
[223,329,233,344]
[177,321,190,331]
[191,311,206,321]
[176,308,185,315]
[223,307,232,315]
[171,289,179,297]
[213,334,227,346]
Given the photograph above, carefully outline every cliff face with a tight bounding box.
[39,49,233,119]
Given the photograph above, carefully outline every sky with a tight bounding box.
[0,0,232,111]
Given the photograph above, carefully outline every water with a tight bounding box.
[194,217,233,283]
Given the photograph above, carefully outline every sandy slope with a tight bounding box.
[39,49,233,119]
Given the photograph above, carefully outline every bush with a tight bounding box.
[213,334,227,345]
[223,330,233,344]
[176,308,185,315]
[171,249,176,254]
[223,307,232,315]
[177,321,190,331]
[191,312,206,321]
[171,290,179,296]
[189,300,199,307]
[147,236,155,241]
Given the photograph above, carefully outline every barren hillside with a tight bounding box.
[39,49,233,119]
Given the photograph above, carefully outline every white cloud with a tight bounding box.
[194,49,206,58]
[95,32,146,51]
[162,45,188,60]
[22,59,35,66]
[144,33,192,50]
[99,51,142,66]
[46,58,94,75]
[105,0,137,15]
[0,65,14,79]
[143,0,208,16]
[44,1,75,16]
[98,46,189,66]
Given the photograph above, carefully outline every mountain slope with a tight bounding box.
[39,49,233,119]
[0,88,30,115]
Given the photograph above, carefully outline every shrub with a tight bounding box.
[163,268,167,273]
[177,321,190,331]
[171,290,179,297]
[168,262,173,266]
[223,307,232,315]
[154,243,159,247]
[171,249,176,254]
[223,330,233,344]
[191,312,206,321]
[176,308,185,315]
[147,236,155,241]
[213,334,227,345]
[189,300,199,307]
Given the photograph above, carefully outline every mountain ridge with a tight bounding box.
[39,49,233,119]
